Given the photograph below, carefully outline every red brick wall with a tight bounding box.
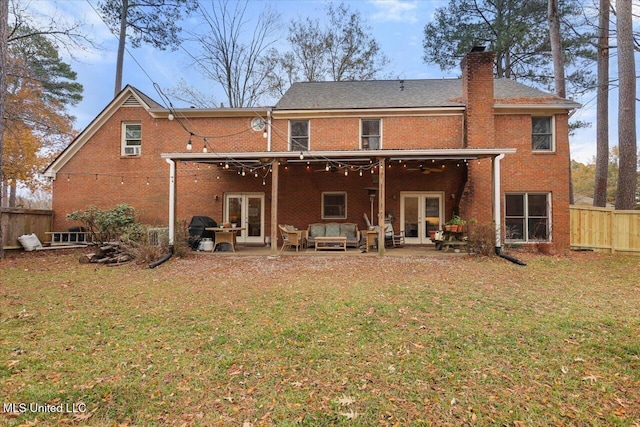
[53,110,270,230]
[270,115,463,151]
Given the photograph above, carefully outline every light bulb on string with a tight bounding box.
[299,151,304,160]
[186,134,193,151]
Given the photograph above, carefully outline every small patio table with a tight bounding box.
[205,227,246,252]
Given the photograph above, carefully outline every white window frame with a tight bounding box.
[121,122,142,156]
[322,192,347,220]
[289,120,310,151]
[504,192,552,242]
[531,116,555,152]
[360,118,382,150]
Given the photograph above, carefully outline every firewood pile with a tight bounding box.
[80,244,133,266]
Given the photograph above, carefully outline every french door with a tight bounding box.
[400,192,444,244]
[224,193,265,244]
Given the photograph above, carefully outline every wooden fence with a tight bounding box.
[1,208,53,249]
[570,205,640,254]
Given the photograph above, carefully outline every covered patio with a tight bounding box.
[161,148,516,256]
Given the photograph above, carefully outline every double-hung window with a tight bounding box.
[505,193,551,242]
[122,122,142,156]
[361,119,381,150]
[290,120,309,151]
[322,192,347,219]
[532,116,553,151]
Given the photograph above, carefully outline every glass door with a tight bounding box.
[224,193,264,243]
[401,192,444,244]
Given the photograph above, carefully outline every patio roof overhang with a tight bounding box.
[161,148,516,257]
[160,148,516,163]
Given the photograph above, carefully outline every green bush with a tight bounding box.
[66,204,138,244]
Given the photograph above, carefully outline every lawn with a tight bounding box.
[1,250,639,426]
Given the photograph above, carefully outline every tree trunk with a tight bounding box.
[114,0,128,96]
[615,0,637,210]
[0,0,8,259]
[593,0,609,207]
[548,0,574,204]
[548,0,565,99]
[8,180,15,207]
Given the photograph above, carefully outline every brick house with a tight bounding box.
[44,50,579,254]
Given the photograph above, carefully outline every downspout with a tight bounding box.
[149,158,176,268]
[266,109,272,152]
[493,154,526,266]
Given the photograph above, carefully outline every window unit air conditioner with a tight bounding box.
[124,146,141,156]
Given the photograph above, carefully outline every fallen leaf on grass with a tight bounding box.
[582,374,598,384]
[339,409,358,420]
[337,395,355,406]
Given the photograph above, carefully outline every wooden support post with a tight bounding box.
[378,157,386,256]
[270,160,279,255]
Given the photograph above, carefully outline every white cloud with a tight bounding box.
[369,0,420,23]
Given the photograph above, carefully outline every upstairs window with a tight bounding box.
[532,116,553,151]
[122,123,141,156]
[505,193,551,242]
[361,119,381,150]
[290,120,309,151]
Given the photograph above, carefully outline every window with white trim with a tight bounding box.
[505,193,551,242]
[361,119,381,150]
[322,192,347,219]
[122,123,141,156]
[289,120,309,151]
[531,116,554,151]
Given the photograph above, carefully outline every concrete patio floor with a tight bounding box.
[199,244,469,258]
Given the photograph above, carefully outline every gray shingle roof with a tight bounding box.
[275,78,580,110]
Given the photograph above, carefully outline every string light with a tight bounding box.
[186,133,193,151]
[299,151,304,160]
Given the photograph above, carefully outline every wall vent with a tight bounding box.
[123,95,141,106]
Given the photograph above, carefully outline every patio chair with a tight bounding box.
[384,223,405,248]
[279,224,304,252]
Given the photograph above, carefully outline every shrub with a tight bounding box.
[66,204,138,244]
[467,221,497,257]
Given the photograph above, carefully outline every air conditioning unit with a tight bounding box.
[124,146,141,156]
[147,227,169,246]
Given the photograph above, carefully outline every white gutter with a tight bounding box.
[166,158,176,246]
[267,109,272,152]
[493,153,505,248]
[160,148,516,161]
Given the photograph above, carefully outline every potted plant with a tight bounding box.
[448,215,466,232]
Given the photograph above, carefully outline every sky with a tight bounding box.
[22,0,636,164]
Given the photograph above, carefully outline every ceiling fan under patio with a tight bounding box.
[405,165,446,174]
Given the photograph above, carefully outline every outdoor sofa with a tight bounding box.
[307,222,360,248]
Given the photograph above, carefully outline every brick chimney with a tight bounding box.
[461,50,496,148]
